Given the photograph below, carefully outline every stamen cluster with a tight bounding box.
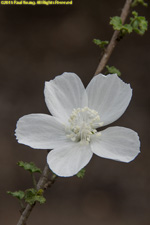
[66,107,102,144]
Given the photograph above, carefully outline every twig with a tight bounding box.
[95,0,133,75]
[36,163,50,190]
[17,163,57,225]
[16,1,133,224]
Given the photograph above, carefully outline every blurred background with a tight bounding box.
[0,0,150,224]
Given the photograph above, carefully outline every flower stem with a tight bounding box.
[94,0,132,75]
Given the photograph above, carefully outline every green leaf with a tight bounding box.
[7,188,46,205]
[24,188,46,205]
[106,65,121,76]
[132,11,138,17]
[131,0,148,7]
[37,189,44,195]
[18,161,42,173]
[7,190,25,200]
[130,11,148,35]
[93,39,109,49]
[110,16,123,30]
[110,11,148,36]
[110,17,132,35]
[122,24,133,34]
[76,168,86,178]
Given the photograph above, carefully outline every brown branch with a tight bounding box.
[17,204,35,225]
[17,163,57,225]
[16,1,133,224]
[95,0,133,75]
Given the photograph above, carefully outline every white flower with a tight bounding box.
[15,73,140,177]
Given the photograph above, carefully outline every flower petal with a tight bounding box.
[44,72,87,123]
[15,114,68,149]
[90,126,140,163]
[86,74,132,126]
[47,142,93,177]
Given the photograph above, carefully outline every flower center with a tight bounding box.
[66,107,103,144]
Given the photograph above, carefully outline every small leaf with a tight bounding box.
[130,11,148,35]
[110,16,123,30]
[93,39,109,49]
[18,161,42,173]
[110,11,148,36]
[24,188,46,205]
[76,168,86,178]
[37,189,44,195]
[106,65,121,76]
[7,191,25,200]
[122,24,133,33]
[131,0,148,7]
[132,11,138,17]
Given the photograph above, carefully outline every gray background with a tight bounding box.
[0,0,150,224]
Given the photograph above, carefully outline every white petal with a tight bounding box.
[86,74,132,126]
[90,126,140,163]
[44,72,87,123]
[15,114,68,149]
[47,142,93,177]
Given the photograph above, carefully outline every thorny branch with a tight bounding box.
[16,0,133,224]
